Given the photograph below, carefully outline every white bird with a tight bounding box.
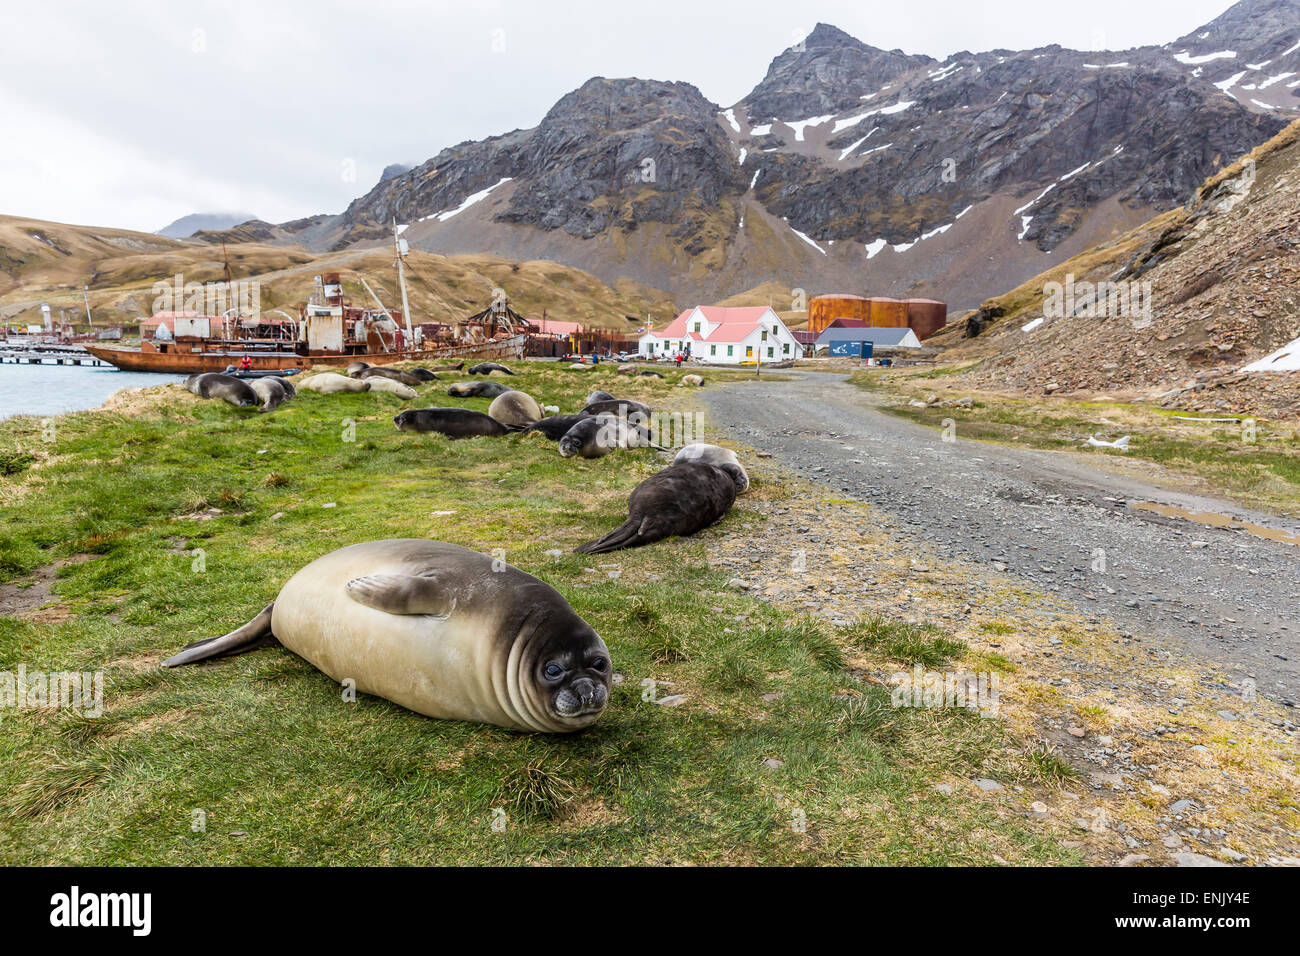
[1085,435,1131,450]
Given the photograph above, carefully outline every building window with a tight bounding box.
[710,344,716,356]
[767,347,774,358]
[783,343,790,354]
[761,329,768,341]
[727,345,734,357]
[693,322,702,333]
[746,346,753,358]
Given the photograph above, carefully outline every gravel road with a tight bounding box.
[701,372,1300,703]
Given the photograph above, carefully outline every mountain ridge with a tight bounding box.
[190,2,1300,310]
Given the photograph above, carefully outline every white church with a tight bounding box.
[637,306,804,365]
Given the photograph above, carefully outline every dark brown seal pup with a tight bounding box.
[447,381,514,398]
[580,399,653,423]
[393,407,519,439]
[523,414,589,440]
[360,367,423,387]
[468,362,515,376]
[575,461,739,553]
[184,373,258,408]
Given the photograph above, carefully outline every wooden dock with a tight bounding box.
[0,346,108,367]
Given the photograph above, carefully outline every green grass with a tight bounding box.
[0,360,1073,865]
[850,371,1300,515]
[844,615,967,669]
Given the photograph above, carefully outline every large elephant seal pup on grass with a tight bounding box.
[360,366,423,387]
[393,407,518,439]
[185,373,258,408]
[559,416,659,459]
[248,376,294,412]
[299,373,371,394]
[488,390,544,426]
[162,540,611,732]
[575,461,739,554]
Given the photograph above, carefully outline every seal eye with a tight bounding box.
[590,657,607,672]
[544,663,565,681]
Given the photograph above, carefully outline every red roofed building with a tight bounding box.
[638,306,804,365]
[531,317,585,336]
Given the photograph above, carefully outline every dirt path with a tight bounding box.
[701,371,1300,704]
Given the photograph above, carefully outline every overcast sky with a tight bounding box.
[0,0,1238,233]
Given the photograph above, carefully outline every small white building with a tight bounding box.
[638,306,804,365]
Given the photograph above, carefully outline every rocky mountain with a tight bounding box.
[282,0,1299,311]
[938,118,1300,418]
[156,211,258,239]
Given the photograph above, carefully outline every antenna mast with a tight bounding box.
[393,219,413,341]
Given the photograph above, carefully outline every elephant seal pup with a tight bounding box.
[346,361,370,377]
[468,362,515,376]
[406,367,440,382]
[488,389,544,427]
[447,381,514,399]
[638,370,665,378]
[393,407,518,439]
[585,390,616,406]
[364,377,418,399]
[575,461,738,553]
[249,376,293,412]
[360,366,423,387]
[673,443,749,494]
[161,540,611,732]
[523,414,588,441]
[558,416,655,459]
[679,374,704,387]
[184,373,258,408]
[300,373,371,394]
[581,398,653,425]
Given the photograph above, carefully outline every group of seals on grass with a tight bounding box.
[164,362,746,735]
[186,373,296,412]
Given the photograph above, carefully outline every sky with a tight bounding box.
[0,0,1240,233]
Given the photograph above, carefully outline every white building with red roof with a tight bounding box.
[638,306,803,365]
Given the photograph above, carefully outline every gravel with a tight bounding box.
[702,372,1300,702]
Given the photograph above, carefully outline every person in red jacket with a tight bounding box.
[239,354,252,372]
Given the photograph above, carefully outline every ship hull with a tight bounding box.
[84,335,527,374]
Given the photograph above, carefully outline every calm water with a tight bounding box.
[0,362,185,420]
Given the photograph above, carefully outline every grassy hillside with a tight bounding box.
[0,216,679,335]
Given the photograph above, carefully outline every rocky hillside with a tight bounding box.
[940,119,1300,418]
[270,1,1297,312]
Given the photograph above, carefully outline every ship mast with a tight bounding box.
[393,218,413,341]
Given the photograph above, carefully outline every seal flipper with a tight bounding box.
[574,516,659,554]
[345,573,458,616]
[162,603,278,667]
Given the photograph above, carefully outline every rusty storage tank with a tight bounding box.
[867,297,908,328]
[904,299,948,340]
[808,294,870,334]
